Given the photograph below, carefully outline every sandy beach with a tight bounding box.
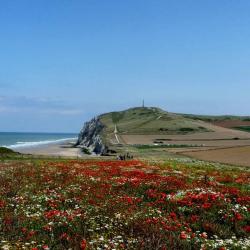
[15,139,83,158]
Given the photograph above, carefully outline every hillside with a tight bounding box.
[181,113,250,122]
[181,113,250,132]
[76,107,250,157]
[76,106,213,154]
[100,107,210,136]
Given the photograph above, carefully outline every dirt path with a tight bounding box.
[114,125,120,143]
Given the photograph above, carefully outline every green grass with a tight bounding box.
[0,147,16,155]
[134,144,198,149]
[182,113,250,122]
[81,147,91,155]
[111,111,125,123]
[100,107,211,138]
[233,126,250,132]
[0,147,23,160]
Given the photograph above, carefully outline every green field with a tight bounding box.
[100,107,211,138]
[134,144,198,149]
[182,113,250,122]
[233,126,250,133]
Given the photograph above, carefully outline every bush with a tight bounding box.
[81,147,91,155]
[179,127,195,132]
[0,147,16,155]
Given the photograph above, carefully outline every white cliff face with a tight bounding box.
[76,117,108,155]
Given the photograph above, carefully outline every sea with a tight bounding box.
[0,132,78,149]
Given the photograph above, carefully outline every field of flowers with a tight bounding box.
[0,158,249,249]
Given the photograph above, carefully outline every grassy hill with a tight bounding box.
[0,147,16,155]
[78,107,250,158]
[181,113,250,133]
[0,147,20,159]
[181,113,250,122]
[99,107,210,137]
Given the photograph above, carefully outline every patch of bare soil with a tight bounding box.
[212,120,250,128]
[181,146,250,167]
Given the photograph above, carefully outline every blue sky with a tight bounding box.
[1,0,250,132]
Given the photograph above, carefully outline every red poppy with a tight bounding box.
[80,239,87,250]
[243,225,250,233]
[202,203,211,209]
[170,212,177,220]
[235,212,243,221]
[180,231,187,239]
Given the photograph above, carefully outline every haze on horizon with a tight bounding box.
[0,0,250,133]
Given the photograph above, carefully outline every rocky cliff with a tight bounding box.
[76,117,108,155]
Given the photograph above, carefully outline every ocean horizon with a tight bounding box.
[0,132,78,149]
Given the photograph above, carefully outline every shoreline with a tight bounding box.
[13,139,84,158]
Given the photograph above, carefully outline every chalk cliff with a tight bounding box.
[76,117,108,155]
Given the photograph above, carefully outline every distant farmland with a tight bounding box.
[92,107,250,166]
[182,146,250,167]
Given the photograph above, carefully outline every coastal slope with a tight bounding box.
[76,106,210,154]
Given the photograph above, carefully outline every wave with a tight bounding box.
[5,137,77,149]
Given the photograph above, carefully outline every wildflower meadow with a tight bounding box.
[0,159,249,249]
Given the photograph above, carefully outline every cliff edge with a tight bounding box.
[76,117,108,155]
